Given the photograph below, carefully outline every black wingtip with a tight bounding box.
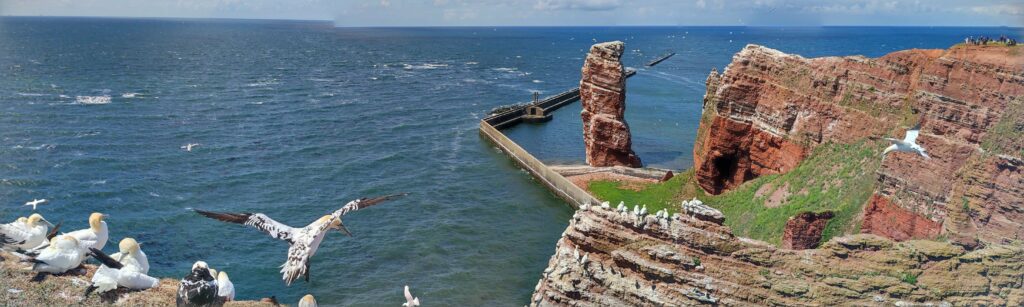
[46,222,62,240]
[88,247,123,269]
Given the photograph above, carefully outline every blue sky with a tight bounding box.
[1,0,1022,27]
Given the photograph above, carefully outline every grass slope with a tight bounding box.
[589,141,882,246]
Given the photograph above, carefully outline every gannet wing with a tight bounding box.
[89,247,124,269]
[330,193,408,219]
[0,233,24,247]
[882,137,902,144]
[404,285,414,302]
[904,122,921,143]
[0,223,32,243]
[118,271,160,290]
[45,222,61,240]
[195,210,297,243]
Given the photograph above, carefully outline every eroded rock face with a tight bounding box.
[580,41,642,167]
[531,204,1024,306]
[781,211,834,250]
[694,44,1024,243]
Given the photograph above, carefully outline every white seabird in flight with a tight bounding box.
[24,198,48,210]
[181,143,200,152]
[195,193,407,285]
[882,122,929,160]
[403,285,421,307]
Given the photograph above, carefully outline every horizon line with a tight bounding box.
[1,15,1022,28]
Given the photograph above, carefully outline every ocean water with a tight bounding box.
[0,17,1018,305]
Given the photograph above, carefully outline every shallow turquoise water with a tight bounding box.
[0,18,1018,305]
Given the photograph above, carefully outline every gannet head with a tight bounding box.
[218,271,229,282]
[325,216,352,237]
[88,212,107,231]
[119,238,140,255]
[56,235,79,250]
[209,268,218,278]
[46,236,59,250]
[192,260,209,271]
[27,214,44,227]
[17,217,28,225]
[299,294,317,307]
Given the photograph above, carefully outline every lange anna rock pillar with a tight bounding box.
[580,41,642,167]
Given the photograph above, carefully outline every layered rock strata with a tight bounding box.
[781,211,833,250]
[531,202,1024,306]
[695,44,1024,243]
[580,41,642,167]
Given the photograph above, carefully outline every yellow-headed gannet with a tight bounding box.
[176,261,220,307]
[1,213,53,251]
[403,285,421,307]
[217,271,234,301]
[28,235,84,273]
[298,294,318,307]
[84,238,159,297]
[194,193,406,286]
[65,212,109,251]
[882,122,930,159]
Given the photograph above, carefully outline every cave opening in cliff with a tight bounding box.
[711,153,740,194]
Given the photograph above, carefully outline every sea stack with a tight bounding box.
[580,41,642,168]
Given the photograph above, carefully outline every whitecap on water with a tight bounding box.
[16,92,47,97]
[403,63,448,70]
[121,92,141,98]
[532,80,544,83]
[75,95,112,105]
[465,61,479,65]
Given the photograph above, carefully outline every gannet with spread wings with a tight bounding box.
[882,122,930,160]
[194,193,406,285]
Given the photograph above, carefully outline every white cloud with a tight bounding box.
[533,0,622,11]
[970,4,1023,16]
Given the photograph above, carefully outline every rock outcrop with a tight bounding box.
[531,203,1024,306]
[580,41,642,168]
[781,211,833,249]
[694,44,1024,243]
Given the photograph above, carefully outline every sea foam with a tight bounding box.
[76,95,112,105]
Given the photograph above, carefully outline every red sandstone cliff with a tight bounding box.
[694,44,1024,244]
[581,41,642,168]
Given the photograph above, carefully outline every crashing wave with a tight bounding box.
[76,95,112,105]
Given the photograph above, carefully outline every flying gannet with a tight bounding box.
[403,285,421,307]
[181,143,200,152]
[1,213,53,251]
[194,193,407,286]
[882,122,930,160]
[83,238,159,297]
[24,198,48,210]
[176,261,220,307]
[298,294,318,307]
[217,271,235,302]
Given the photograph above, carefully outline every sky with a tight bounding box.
[1,0,1022,27]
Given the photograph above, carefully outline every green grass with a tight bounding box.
[980,96,1024,157]
[589,141,883,246]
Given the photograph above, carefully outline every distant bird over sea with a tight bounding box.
[194,193,407,285]
[882,122,929,160]
[403,285,421,307]
[181,143,200,152]
[176,261,221,307]
[24,198,47,210]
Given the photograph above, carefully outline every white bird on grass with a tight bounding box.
[181,143,200,152]
[403,285,420,307]
[26,235,84,274]
[1,213,54,251]
[882,122,930,160]
[298,294,318,307]
[194,193,407,285]
[84,238,160,297]
[24,199,48,210]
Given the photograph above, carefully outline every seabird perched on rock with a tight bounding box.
[601,201,610,209]
[57,212,109,252]
[882,122,930,160]
[84,239,159,298]
[176,261,220,307]
[1,213,53,251]
[24,198,48,211]
[298,294,318,307]
[26,235,85,274]
[217,271,235,302]
[403,285,421,307]
[640,205,648,216]
[195,193,407,285]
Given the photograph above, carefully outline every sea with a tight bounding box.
[0,17,1018,305]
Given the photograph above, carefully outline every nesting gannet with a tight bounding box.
[217,271,235,302]
[27,235,85,273]
[403,285,421,307]
[181,143,200,152]
[66,212,109,251]
[176,261,220,307]
[195,193,406,285]
[0,232,23,248]
[83,239,159,297]
[298,294,318,307]
[1,213,53,251]
[24,198,48,210]
[882,122,929,160]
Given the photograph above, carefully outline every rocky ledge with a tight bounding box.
[531,201,1024,306]
[695,44,1024,244]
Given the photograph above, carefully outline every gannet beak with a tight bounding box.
[42,218,55,228]
[337,223,353,237]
